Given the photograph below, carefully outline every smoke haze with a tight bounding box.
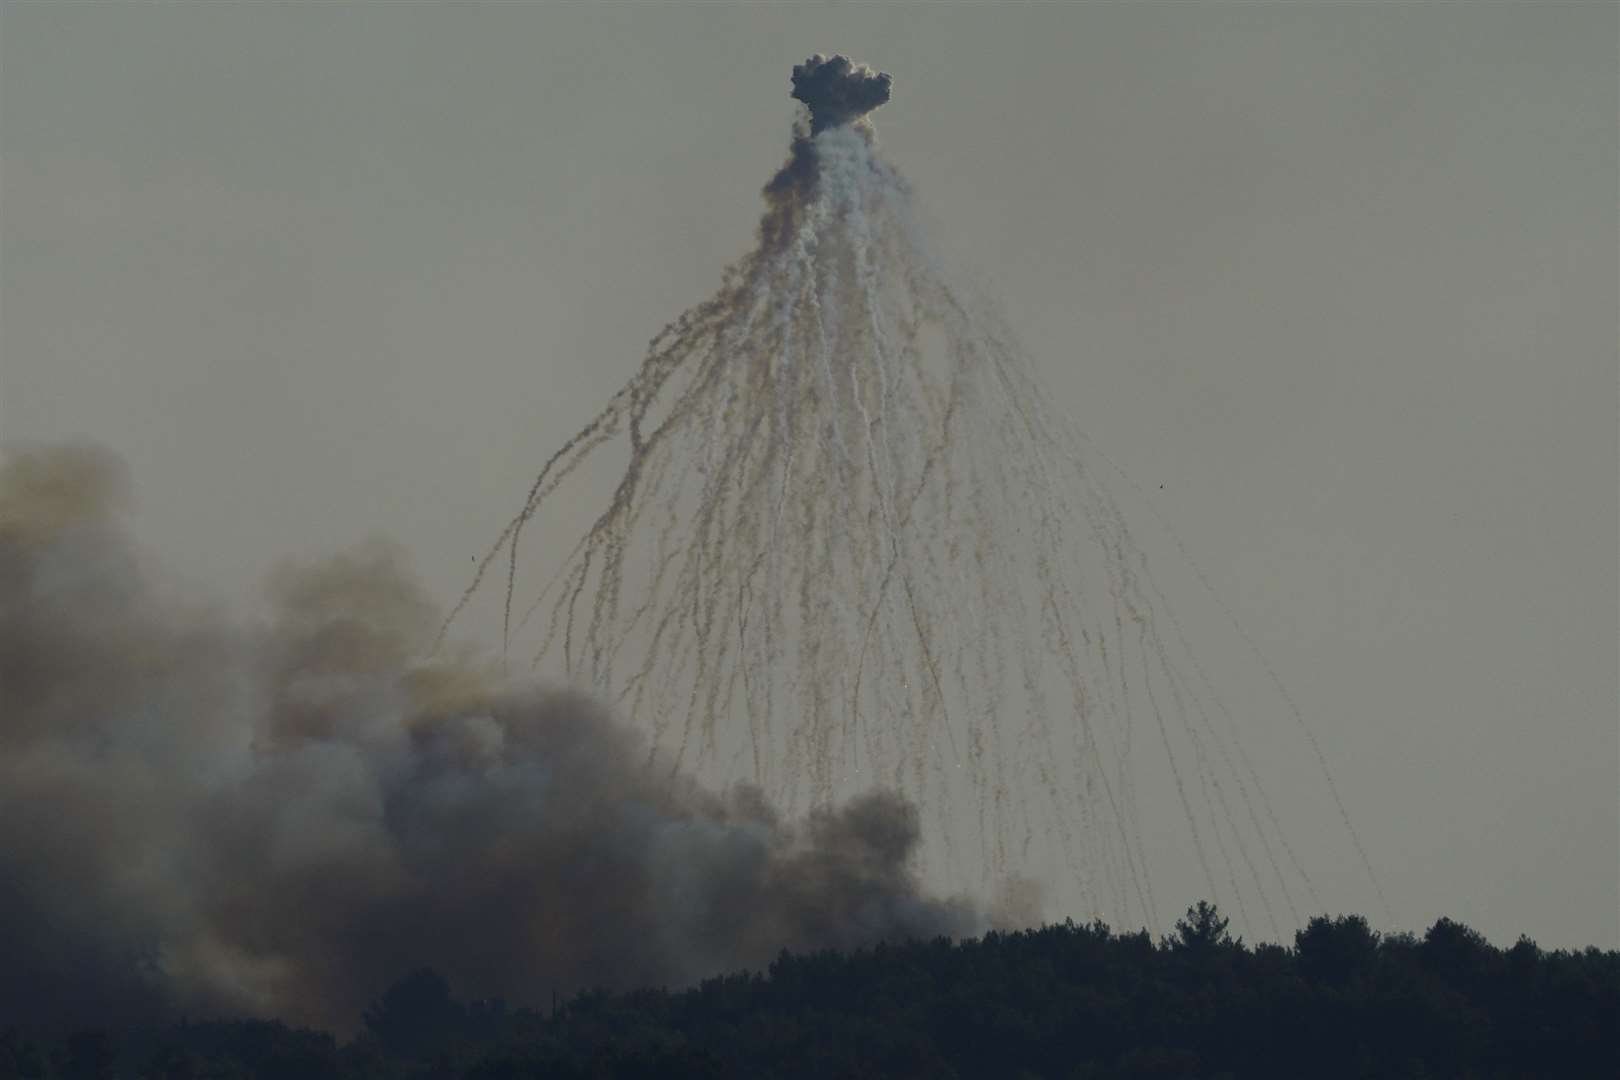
[0,444,977,1033]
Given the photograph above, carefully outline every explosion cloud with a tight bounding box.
[450,57,1383,941]
[790,54,893,133]
[0,444,976,1032]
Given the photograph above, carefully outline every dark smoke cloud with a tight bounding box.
[0,444,977,1033]
[791,54,892,133]
[760,57,903,251]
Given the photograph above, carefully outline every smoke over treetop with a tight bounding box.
[791,54,892,132]
[0,443,977,1032]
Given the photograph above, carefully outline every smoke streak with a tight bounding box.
[448,56,1381,939]
[0,444,976,1032]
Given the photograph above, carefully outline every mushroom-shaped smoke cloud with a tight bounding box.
[791,54,892,133]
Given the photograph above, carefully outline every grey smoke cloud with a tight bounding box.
[791,54,892,133]
[0,444,977,1033]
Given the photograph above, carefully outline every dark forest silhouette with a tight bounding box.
[4,904,1615,1079]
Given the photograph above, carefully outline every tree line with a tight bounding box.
[3,904,1615,1079]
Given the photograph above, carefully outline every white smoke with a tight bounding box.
[449,65,1381,943]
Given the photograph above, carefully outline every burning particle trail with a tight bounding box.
[445,57,1381,933]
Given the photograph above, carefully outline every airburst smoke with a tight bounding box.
[448,56,1382,938]
[791,53,892,133]
[0,444,975,1032]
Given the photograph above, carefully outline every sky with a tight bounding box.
[2,2,1615,950]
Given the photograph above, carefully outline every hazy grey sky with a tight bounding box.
[3,2,1615,948]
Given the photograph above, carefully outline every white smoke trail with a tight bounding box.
[445,57,1381,935]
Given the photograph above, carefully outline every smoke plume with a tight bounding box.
[0,444,977,1032]
[791,54,892,133]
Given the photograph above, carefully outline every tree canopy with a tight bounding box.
[3,904,1614,1079]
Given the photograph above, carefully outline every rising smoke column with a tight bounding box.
[0,444,976,1032]
[445,57,1385,937]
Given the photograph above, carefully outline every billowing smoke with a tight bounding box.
[791,54,892,133]
[0,444,978,1032]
